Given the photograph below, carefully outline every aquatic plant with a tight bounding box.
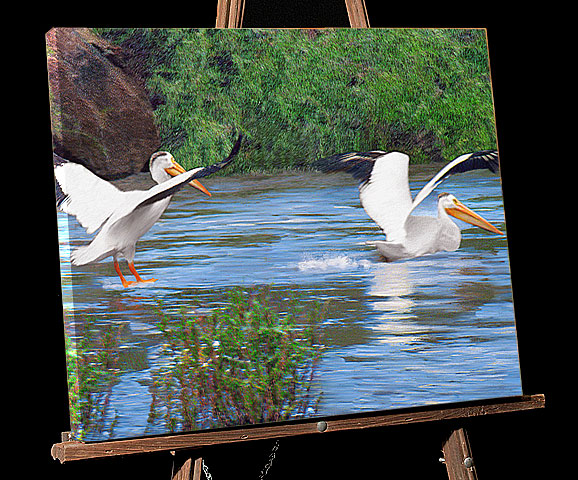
[64,318,122,439]
[148,287,325,432]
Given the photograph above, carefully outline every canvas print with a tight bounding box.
[47,27,522,442]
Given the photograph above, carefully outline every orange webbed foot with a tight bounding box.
[128,262,157,285]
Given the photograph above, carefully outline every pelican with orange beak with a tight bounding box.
[315,149,504,261]
[55,134,242,286]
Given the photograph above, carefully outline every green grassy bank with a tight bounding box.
[98,28,497,173]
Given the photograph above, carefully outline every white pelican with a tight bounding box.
[316,149,504,261]
[55,134,243,287]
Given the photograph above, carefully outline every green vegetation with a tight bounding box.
[65,288,324,437]
[97,28,497,172]
[64,318,122,439]
[148,287,325,432]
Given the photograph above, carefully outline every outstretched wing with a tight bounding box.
[54,154,124,235]
[316,150,413,242]
[314,150,386,184]
[54,134,243,234]
[410,150,499,214]
[135,133,243,210]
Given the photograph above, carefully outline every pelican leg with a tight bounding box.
[114,260,135,288]
[128,262,157,284]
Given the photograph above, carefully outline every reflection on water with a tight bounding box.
[58,168,522,440]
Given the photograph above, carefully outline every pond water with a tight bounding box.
[57,167,522,441]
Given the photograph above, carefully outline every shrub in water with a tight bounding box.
[148,287,325,432]
[65,318,122,439]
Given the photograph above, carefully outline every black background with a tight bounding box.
[19,1,561,478]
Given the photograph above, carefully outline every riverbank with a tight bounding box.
[96,28,497,175]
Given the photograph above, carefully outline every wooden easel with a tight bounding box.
[215,0,371,28]
[50,4,545,479]
[52,395,545,478]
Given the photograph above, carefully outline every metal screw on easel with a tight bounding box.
[463,457,474,468]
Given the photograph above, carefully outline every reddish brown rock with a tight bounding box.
[46,28,160,179]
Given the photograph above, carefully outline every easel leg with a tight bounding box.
[441,428,478,480]
[193,458,202,480]
[172,457,203,480]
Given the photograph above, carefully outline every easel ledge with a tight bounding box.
[51,394,544,463]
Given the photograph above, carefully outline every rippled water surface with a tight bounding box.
[58,167,522,440]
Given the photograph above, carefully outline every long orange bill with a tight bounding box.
[446,200,504,235]
[165,159,211,197]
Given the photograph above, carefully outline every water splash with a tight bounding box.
[297,253,372,272]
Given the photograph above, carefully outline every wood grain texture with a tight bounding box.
[51,394,544,463]
[193,458,202,480]
[172,457,192,480]
[215,0,245,28]
[345,0,370,27]
[216,0,369,28]
[442,428,478,480]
